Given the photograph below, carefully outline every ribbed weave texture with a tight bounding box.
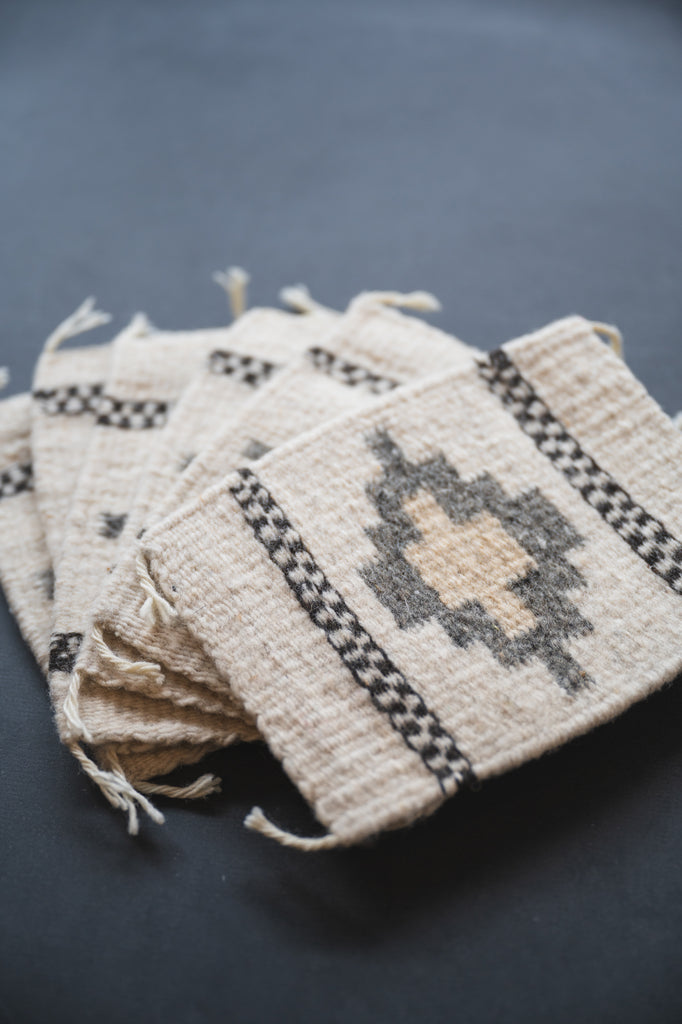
[90,296,476,725]
[142,316,682,844]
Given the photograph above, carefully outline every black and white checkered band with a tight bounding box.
[479,349,682,594]
[49,632,82,675]
[96,395,168,429]
[0,461,33,500]
[230,468,474,793]
[208,350,278,387]
[33,382,103,416]
[306,347,398,394]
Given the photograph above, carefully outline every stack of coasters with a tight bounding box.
[140,315,682,847]
[2,274,679,847]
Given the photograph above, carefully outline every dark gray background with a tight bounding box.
[1,1,681,1022]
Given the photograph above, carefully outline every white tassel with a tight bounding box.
[123,311,155,338]
[364,290,441,313]
[62,668,94,745]
[80,746,165,834]
[244,806,340,851]
[91,625,164,687]
[213,266,250,320]
[279,283,326,314]
[591,321,624,358]
[136,773,222,800]
[136,552,177,626]
[43,297,112,354]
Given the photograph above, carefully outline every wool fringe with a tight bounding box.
[69,742,165,835]
[279,283,327,314]
[43,297,112,354]
[135,773,222,799]
[368,290,442,313]
[213,266,250,320]
[591,321,624,358]
[91,625,164,687]
[244,806,341,851]
[136,552,178,626]
[62,668,94,745]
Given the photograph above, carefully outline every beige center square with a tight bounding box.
[403,492,537,636]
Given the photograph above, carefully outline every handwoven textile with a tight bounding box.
[142,316,682,845]
[94,294,476,708]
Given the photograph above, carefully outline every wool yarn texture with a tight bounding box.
[62,306,336,807]
[80,306,339,710]
[0,392,53,673]
[94,293,477,721]
[48,317,247,749]
[31,301,116,566]
[0,383,233,804]
[141,315,682,847]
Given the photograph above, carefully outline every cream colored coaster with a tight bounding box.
[92,292,477,703]
[31,299,115,566]
[142,315,682,848]
[0,384,243,823]
[43,314,273,830]
[80,306,339,704]
[0,392,53,673]
[49,318,249,744]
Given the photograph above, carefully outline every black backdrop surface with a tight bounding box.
[1,2,681,1022]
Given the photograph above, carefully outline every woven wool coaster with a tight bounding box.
[79,306,339,707]
[31,299,116,566]
[0,388,245,823]
[95,293,477,711]
[44,319,274,828]
[49,320,248,744]
[0,392,53,673]
[32,342,113,565]
[141,315,682,848]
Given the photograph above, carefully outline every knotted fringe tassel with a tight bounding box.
[135,774,222,799]
[244,807,341,851]
[368,290,442,313]
[591,321,624,358]
[0,367,8,390]
[136,552,177,626]
[69,742,165,836]
[124,311,155,338]
[43,297,112,354]
[279,283,328,314]
[62,667,94,745]
[213,266,250,320]
[91,625,164,687]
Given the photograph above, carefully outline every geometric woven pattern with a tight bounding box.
[479,349,682,595]
[98,512,127,539]
[361,431,593,693]
[48,631,83,675]
[33,382,104,416]
[306,347,398,394]
[0,461,33,500]
[96,395,169,430]
[230,466,475,793]
[208,350,278,387]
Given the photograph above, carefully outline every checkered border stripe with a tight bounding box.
[307,347,398,395]
[230,468,474,792]
[96,395,168,429]
[33,382,103,416]
[479,348,682,594]
[0,461,33,500]
[208,350,278,387]
[49,632,83,674]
